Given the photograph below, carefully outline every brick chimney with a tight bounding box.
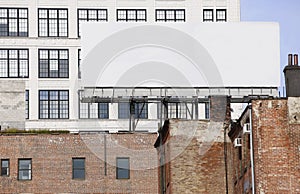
[283,54,300,97]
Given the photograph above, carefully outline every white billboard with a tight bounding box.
[81,22,280,87]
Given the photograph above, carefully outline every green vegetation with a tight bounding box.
[0,128,69,134]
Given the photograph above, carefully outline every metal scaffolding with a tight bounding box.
[78,86,278,131]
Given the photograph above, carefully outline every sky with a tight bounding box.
[241,0,300,93]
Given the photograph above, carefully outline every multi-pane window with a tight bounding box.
[72,158,85,179]
[156,9,185,22]
[79,102,109,119]
[39,90,69,119]
[25,90,29,119]
[1,159,9,176]
[39,49,69,78]
[78,9,108,37]
[116,157,129,179]
[0,49,28,78]
[38,8,68,37]
[216,9,226,22]
[0,8,28,36]
[203,9,214,22]
[118,102,148,119]
[117,9,146,22]
[18,159,31,180]
[168,103,187,119]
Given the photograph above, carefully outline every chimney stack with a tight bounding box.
[283,53,300,97]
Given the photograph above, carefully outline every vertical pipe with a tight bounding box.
[294,54,298,66]
[249,104,255,194]
[288,54,293,65]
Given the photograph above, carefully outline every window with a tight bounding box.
[25,90,29,119]
[118,102,147,119]
[18,159,31,180]
[38,8,68,37]
[0,8,28,36]
[203,9,213,22]
[205,102,210,119]
[116,157,129,179]
[1,159,9,176]
[78,49,81,79]
[72,158,85,179]
[79,102,109,119]
[0,49,29,78]
[38,49,69,78]
[168,103,187,119]
[39,90,69,119]
[117,9,146,22]
[78,9,107,37]
[156,9,185,22]
[216,9,226,22]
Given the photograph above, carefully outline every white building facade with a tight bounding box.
[0,0,240,132]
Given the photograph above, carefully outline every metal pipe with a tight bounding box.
[294,54,298,66]
[249,104,255,194]
[288,54,293,65]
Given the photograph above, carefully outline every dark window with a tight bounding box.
[118,102,147,119]
[38,8,68,37]
[72,158,85,179]
[205,102,210,119]
[203,9,213,22]
[0,49,29,78]
[78,49,81,79]
[38,49,69,78]
[0,8,28,36]
[1,159,9,176]
[116,157,129,179]
[79,102,109,119]
[156,9,185,22]
[39,90,69,119]
[78,9,107,37]
[25,90,29,119]
[18,159,31,180]
[216,9,226,22]
[117,9,146,22]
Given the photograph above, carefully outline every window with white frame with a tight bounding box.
[216,9,226,22]
[38,49,69,78]
[78,9,107,37]
[39,90,69,119]
[78,49,81,79]
[168,103,188,119]
[117,9,146,22]
[156,9,185,22]
[79,102,109,119]
[0,49,29,78]
[0,8,28,36]
[18,159,31,180]
[203,9,214,22]
[38,8,68,37]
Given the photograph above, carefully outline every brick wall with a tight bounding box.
[155,96,232,194]
[251,98,300,193]
[0,132,158,193]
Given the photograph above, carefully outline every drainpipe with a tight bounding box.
[249,104,255,194]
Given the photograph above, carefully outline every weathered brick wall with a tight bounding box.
[252,99,300,193]
[0,133,158,193]
[166,119,231,194]
[0,80,25,130]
